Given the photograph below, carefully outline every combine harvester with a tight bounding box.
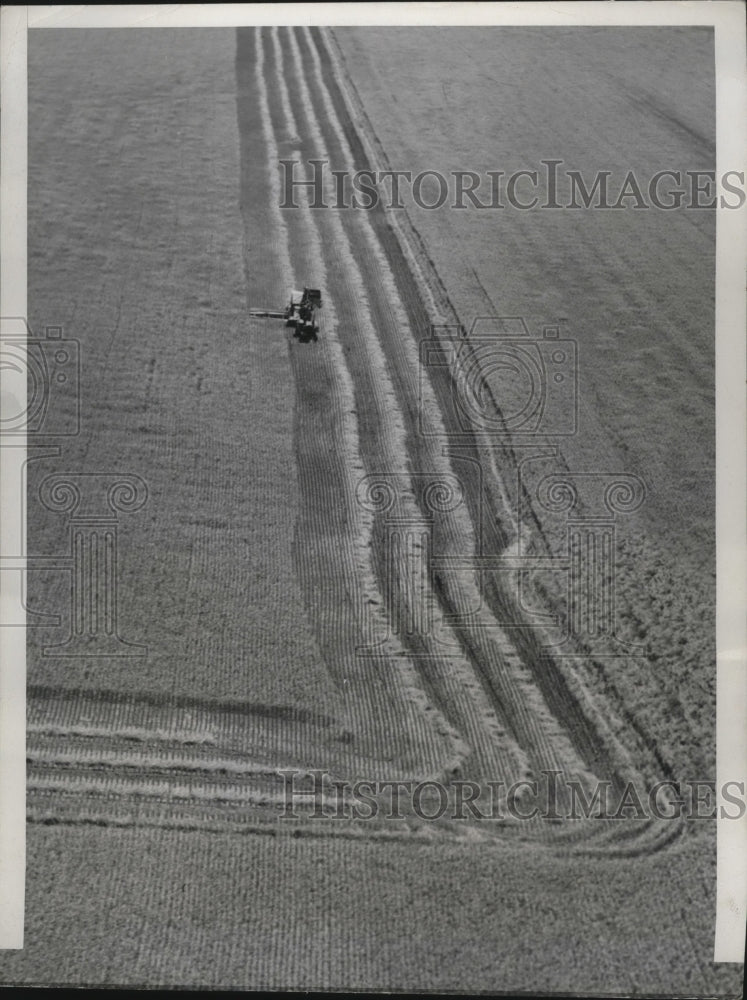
[250,286,322,343]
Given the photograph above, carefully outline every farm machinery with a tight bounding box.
[249,287,322,344]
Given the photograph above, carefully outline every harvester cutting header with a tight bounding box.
[250,286,322,343]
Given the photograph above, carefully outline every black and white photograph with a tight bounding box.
[0,2,745,992]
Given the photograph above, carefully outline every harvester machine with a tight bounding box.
[285,287,322,343]
[249,286,322,343]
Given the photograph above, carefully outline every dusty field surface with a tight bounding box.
[3,25,740,994]
[0,822,735,992]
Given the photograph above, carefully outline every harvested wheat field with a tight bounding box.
[1,23,742,993]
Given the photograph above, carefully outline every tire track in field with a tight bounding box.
[312,29,663,789]
[289,26,609,801]
[315,29,695,792]
[26,688,681,856]
[279,26,539,790]
[27,730,683,858]
[256,27,462,778]
[300,29,671,852]
[269,24,507,783]
[303,27,689,853]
